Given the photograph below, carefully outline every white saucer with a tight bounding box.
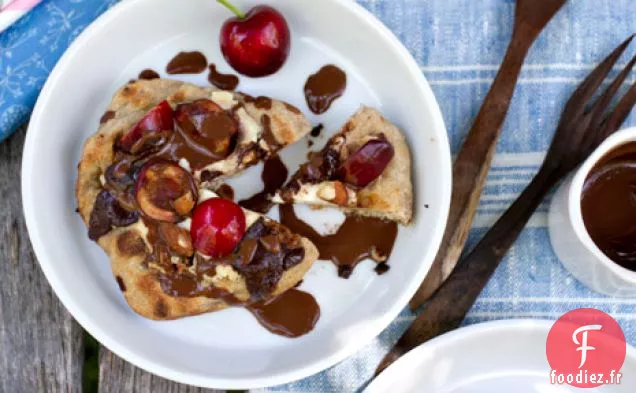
[366,320,636,393]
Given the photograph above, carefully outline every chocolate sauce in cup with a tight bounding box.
[582,142,636,271]
[549,128,636,297]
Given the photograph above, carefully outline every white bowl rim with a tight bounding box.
[21,0,452,388]
[568,126,636,284]
[370,318,636,389]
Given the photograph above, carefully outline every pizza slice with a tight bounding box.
[273,107,413,224]
[76,79,317,319]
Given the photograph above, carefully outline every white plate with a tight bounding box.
[22,0,450,389]
[366,320,636,393]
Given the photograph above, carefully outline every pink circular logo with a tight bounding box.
[546,308,626,388]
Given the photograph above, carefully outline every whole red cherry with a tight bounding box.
[218,1,291,77]
[191,198,246,258]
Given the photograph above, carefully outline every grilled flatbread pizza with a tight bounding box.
[76,79,317,320]
[273,107,413,224]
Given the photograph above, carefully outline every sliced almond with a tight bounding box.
[239,149,259,167]
[318,181,349,206]
[158,223,194,257]
[317,183,336,201]
[370,246,388,262]
[173,192,195,216]
[155,244,172,266]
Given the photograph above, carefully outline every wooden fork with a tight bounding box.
[409,0,567,309]
[376,35,636,376]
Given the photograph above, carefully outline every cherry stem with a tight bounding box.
[217,0,246,19]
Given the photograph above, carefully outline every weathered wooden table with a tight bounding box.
[0,126,222,392]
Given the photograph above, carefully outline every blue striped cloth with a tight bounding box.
[1,1,635,391]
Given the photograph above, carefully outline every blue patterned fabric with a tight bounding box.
[0,0,118,140]
[3,0,636,391]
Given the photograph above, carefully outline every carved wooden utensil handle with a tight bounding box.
[377,32,636,374]
[409,0,567,310]
[378,166,562,374]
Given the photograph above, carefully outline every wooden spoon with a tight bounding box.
[409,0,567,310]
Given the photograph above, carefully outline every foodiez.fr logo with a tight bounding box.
[546,308,626,388]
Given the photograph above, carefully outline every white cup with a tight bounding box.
[549,126,636,297]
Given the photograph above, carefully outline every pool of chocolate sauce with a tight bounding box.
[248,289,320,338]
[279,205,398,278]
[166,51,208,74]
[304,65,347,114]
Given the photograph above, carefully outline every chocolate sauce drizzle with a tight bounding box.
[239,155,288,214]
[156,107,237,170]
[208,64,240,90]
[138,69,160,80]
[310,124,324,137]
[166,51,208,74]
[279,205,398,278]
[215,183,235,201]
[99,110,115,124]
[304,65,347,114]
[243,95,273,110]
[247,289,320,338]
[159,271,241,304]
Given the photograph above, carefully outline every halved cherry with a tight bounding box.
[118,101,174,153]
[175,99,238,158]
[336,137,394,188]
[175,99,222,132]
[190,198,246,258]
[135,160,197,222]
